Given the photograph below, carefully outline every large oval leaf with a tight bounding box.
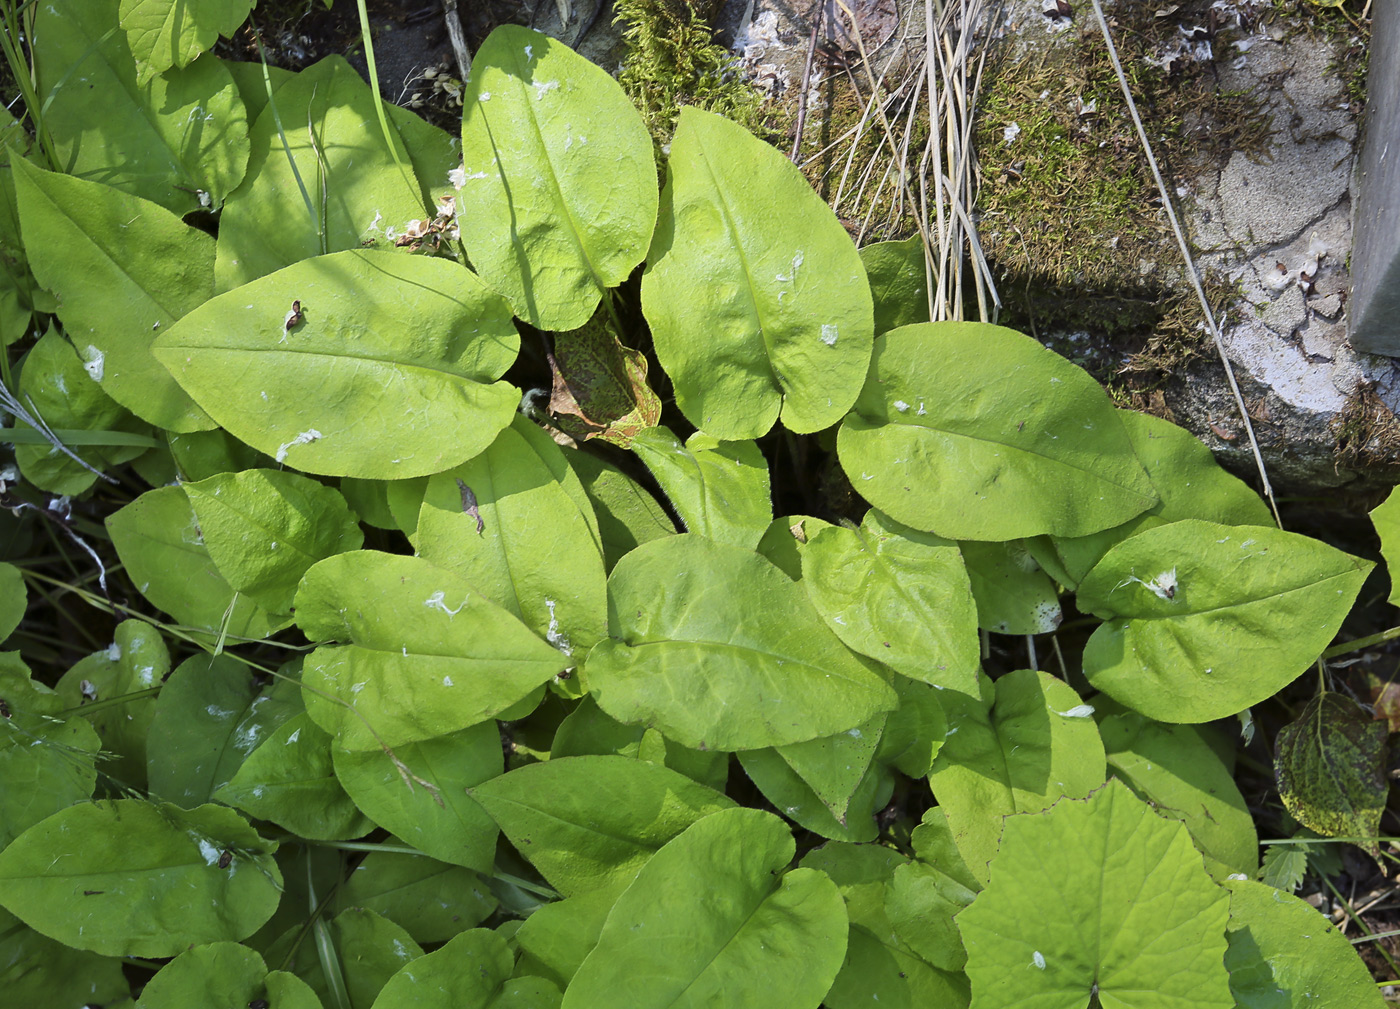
[416,415,606,659]
[837,322,1156,539]
[332,723,502,872]
[1077,520,1372,722]
[0,800,281,958]
[295,551,569,750]
[956,780,1233,1009]
[801,509,979,694]
[333,849,495,944]
[458,25,656,330]
[13,158,216,431]
[154,249,520,479]
[214,55,427,290]
[927,669,1106,884]
[33,0,249,215]
[562,808,847,1009]
[642,107,874,439]
[585,535,898,750]
[468,755,735,897]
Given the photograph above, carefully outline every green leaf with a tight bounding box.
[1100,711,1258,878]
[861,235,930,335]
[333,849,494,944]
[1258,843,1308,892]
[33,0,249,215]
[799,842,969,1009]
[331,723,502,872]
[550,696,729,792]
[169,426,269,481]
[119,0,254,83]
[878,674,949,778]
[513,881,623,991]
[13,327,148,494]
[1274,692,1388,852]
[416,415,606,658]
[628,426,772,551]
[0,913,130,1008]
[296,551,568,750]
[12,158,217,431]
[0,701,100,847]
[216,712,373,841]
[1029,409,1273,588]
[1078,520,1372,722]
[886,808,981,972]
[133,940,294,1009]
[738,728,894,842]
[560,447,675,571]
[1224,877,1385,1008]
[585,535,898,750]
[185,468,363,615]
[107,485,281,641]
[0,799,281,958]
[837,322,1156,539]
[155,249,520,480]
[269,908,421,1009]
[469,755,735,897]
[214,56,425,290]
[562,808,847,1009]
[1370,487,1400,607]
[372,928,560,1009]
[642,107,874,440]
[146,652,302,808]
[458,25,656,330]
[957,780,1233,1009]
[53,620,170,789]
[959,539,1062,634]
[800,509,979,693]
[927,669,1106,883]
[0,562,26,643]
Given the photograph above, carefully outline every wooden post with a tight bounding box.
[1350,5,1400,355]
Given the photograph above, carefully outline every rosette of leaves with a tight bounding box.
[0,9,1386,1006]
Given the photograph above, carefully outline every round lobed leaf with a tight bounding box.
[956,779,1233,1009]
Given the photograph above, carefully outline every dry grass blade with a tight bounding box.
[1085,0,1281,529]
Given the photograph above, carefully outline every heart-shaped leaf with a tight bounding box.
[1078,520,1372,722]
[562,808,847,1009]
[295,551,568,750]
[585,535,897,750]
[643,107,874,439]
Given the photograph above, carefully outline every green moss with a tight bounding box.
[613,0,770,155]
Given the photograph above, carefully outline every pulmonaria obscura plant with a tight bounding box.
[0,3,1392,1008]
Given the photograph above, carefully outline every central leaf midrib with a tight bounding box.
[619,638,875,691]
